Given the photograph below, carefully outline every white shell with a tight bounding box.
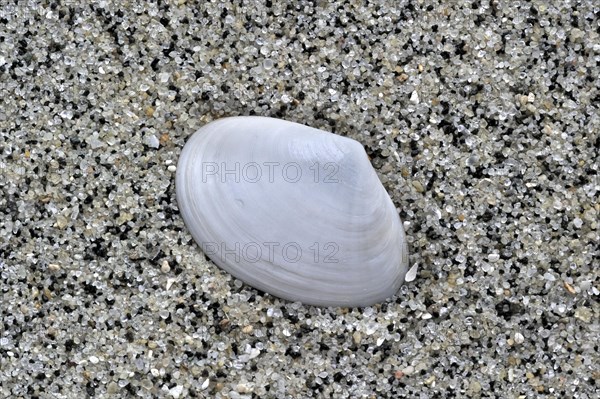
[176,116,409,307]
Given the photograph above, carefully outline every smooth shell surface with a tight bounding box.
[176,116,409,307]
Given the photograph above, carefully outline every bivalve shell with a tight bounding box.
[176,116,409,307]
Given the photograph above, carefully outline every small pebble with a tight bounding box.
[236,383,251,393]
[514,332,525,344]
[574,307,593,323]
[410,90,420,104]
[241,325,253,334]
[107,382,119,394]
[488,253,500,263]
[412,180,425,193]
[263,59,274,70]
[144,134,160,149]
[47,264,61,272]
[169,385,184,399]
[55,215,68,229]
[161,260,171,273]
[563,281,577,294]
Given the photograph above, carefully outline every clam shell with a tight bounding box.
[176,116,409,307]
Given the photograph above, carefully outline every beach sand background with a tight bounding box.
[1,1,598,397]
